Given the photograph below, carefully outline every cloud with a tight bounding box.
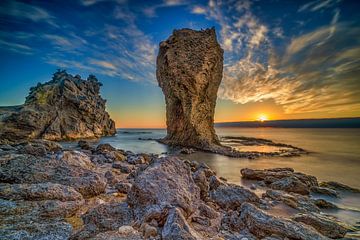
[79,0,127,6]
[89,60,117,70]
[191,6,206,14]
[298,0,341,12]
[0,39,33,55]
[0,0,58,27]
[219,23,360,114]
[142,0,188,17]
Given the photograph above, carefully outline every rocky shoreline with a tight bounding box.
[1,140,359,240]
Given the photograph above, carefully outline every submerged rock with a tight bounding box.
[0,70,115,142]
[156,28,223,150]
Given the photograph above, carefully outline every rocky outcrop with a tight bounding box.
[0,70,115,143]
[0,141,356,239]
[156,28,223,150]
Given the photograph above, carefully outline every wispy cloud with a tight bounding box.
[143,0,188,17]
[0,0,58,27]
[298,0,341,12]
[219,23,360,114]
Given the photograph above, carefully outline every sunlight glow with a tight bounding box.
[257,114,268,122]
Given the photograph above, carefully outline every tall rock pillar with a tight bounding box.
[156,28,223,149]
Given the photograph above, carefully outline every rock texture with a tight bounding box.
[0,70,115,143]
[156,28,223,150]
[0,141,356,239]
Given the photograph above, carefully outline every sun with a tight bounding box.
[257,114,268,122]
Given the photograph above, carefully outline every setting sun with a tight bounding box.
[257,114,268,122]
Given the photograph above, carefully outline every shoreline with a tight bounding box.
[1,139,359,239]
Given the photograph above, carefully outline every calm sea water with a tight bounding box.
[63,127,360,230]
[91,127,360,189]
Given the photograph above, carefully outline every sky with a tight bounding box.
[0,0,359,128]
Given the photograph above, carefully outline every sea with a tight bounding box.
[62,127,360,236]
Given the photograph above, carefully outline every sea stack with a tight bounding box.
[0,70,116,142]
[156,28,223,149]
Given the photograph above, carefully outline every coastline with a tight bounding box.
[1,139,359,239]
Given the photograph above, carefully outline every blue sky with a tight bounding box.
[0,0,359,127]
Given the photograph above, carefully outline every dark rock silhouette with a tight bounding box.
[0,70,115,142]
[157,28,223,150]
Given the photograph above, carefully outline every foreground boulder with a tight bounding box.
[127,156,200,223]
[0,70,115,143]
[239,203,328,240]
[156,28,223,150]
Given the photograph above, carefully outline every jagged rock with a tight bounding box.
[311,186,339,197]
[0,182,82,201]
[0,70,115,142]
[241,168,318,194]
[78,140,92,150]
[263,190,320,213]
[115,182,132,194]
[292,213,348,238]
[319,181,360,193]
[112,162,135,173]
[193,168,210,200]
[239,203,328,239]
[156,28,223,150]
[209,183,260,210]
[0,147,106,197]
[162,207,202,240]
[0,221,73,240]
[127,157,200,223]
[314,199,338,209]
[75,202,134,239]
[270,176,310,195]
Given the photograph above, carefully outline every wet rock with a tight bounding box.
[314,199,338,209]
[263,190,320,213]
[241,168,318,195]
[75,202,134,239]
[0,70,115,142]
[157,28,223,150]
[239,203,327,239]
[209,183,260,210]
[319,181,360,193]
[292,213,348,238]
[96,143,116,153]
[78,140,92,150]
[18,142,47,156]
[127,157,200,223]
[311,186,339,197]
[270,176,310,195]
[162,207,202,240]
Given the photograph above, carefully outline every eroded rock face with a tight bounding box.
[0,70,115,143]
[156,28,223,149]
[127,156,201,223]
